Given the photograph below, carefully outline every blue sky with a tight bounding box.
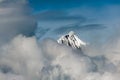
[28,0,120,46]
[29,0,120,12]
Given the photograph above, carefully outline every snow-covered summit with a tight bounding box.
[57,31,86,49]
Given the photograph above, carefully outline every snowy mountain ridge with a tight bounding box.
[57,31,86,49]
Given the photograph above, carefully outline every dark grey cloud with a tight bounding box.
[0,0,37,45]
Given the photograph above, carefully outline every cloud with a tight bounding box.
[0,34,120,80]
[0,35,43,80]
[35,10,85,21]
[0,0,36,45]
[0,35,94,80]
[53,23,107,34]
[35,10,86,40]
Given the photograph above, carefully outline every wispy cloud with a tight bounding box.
[36,5,120,44]
[35,10,85,21]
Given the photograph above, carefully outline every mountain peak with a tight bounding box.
[68,31,74,36]
[57,31,86,49]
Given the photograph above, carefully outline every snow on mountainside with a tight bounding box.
[57,31,86,49]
